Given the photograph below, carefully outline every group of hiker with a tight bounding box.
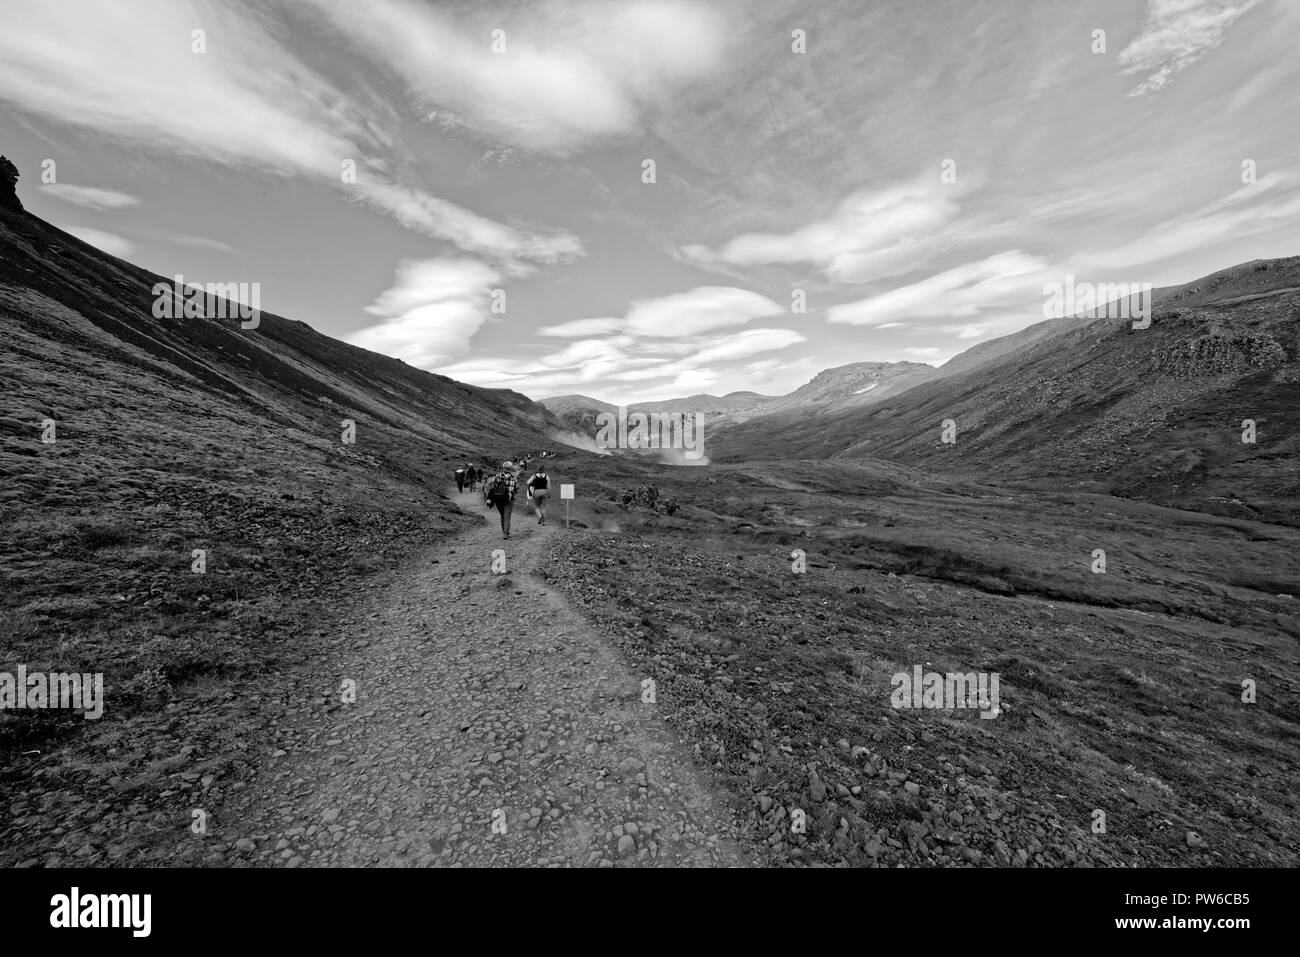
[453,458,551,540]
[453,463,488,493]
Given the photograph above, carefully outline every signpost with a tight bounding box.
[560,483,574,527]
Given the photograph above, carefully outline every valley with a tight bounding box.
[2,192,1296,869]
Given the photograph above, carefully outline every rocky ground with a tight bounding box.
[205,488,753,867]
[4,458,1295,868]
[3,486,756,868]
[534,460,1299,868]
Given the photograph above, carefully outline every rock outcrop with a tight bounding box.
[1156,331,1287,377]
[0,155,22,211]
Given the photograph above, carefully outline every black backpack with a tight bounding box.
[487,472,511,503]
[531,472,548,490]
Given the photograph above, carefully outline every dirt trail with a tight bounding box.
[226,487,753,867]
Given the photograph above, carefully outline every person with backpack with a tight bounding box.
[466,464,478,492]
[526,465,550,525]
[484,460,518,539]
[454,464,467,493]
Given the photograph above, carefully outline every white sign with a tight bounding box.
[560,484,574,499]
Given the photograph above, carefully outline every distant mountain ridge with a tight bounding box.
[537,363,937,433]
[758,361,938,416]
[538,390,781,432]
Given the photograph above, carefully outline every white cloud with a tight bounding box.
[40,184,139,210]
[0,0,581,270]
[537,318,623,337]
[740,356,820,396]
[164,233,236,253]
[680,178,963,282]
[63,227,134,258]
[690,328,806,364]
[1119,0,1264,97]
[623,286,784,337]
[742,359,782,377]
[349,258,502,366]
[438,287,804,399]
[0,1,354,175]
[1073,175,1300,272]
[940,323,990,340]
[355,180,583,269]
[827,252,1050,326]
[301,0,731,154]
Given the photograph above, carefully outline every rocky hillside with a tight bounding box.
[759,361,938,415]
[0,177,582,767]
[711,259,1300,525]
[537,394,617,433]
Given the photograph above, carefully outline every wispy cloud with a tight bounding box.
[622,286,784,337]
[438,285,803,400]
[1119,0,1264,97]
[63,226,134,258]
[537,318,623,338]
[163,232,237,253]
[827,252,1050,327]
[0,1,355,173]
[349,258,502,367]
[1072,172,1300,272]
[680,177,964,283]
[539,286,784,339]
[354,179,583,271]
[0,0,581,272]
[301,0,732,154]
[40,183,140,210]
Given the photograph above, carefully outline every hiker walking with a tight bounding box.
[454,463,467,493]
[526,464,550,525]
[484,460,519,539]
[466,464,478,492]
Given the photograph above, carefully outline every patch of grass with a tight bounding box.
[73,516,138,550]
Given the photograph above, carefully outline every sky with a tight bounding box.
[2,0,1297,404]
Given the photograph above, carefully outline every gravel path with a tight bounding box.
[227,488,752,867]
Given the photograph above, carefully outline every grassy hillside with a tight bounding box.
[710,259,1300,525]
[538,457,1300,866]
[0,202,583,849]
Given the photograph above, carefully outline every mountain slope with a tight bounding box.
[932,258,1298,381]
[537,393,618,433]
[539,390,780,434]
[759,361,938,414]
[710,258,1300,525]
[539,364,933,436]
[0,190,584,760]
[631,391,781,414]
